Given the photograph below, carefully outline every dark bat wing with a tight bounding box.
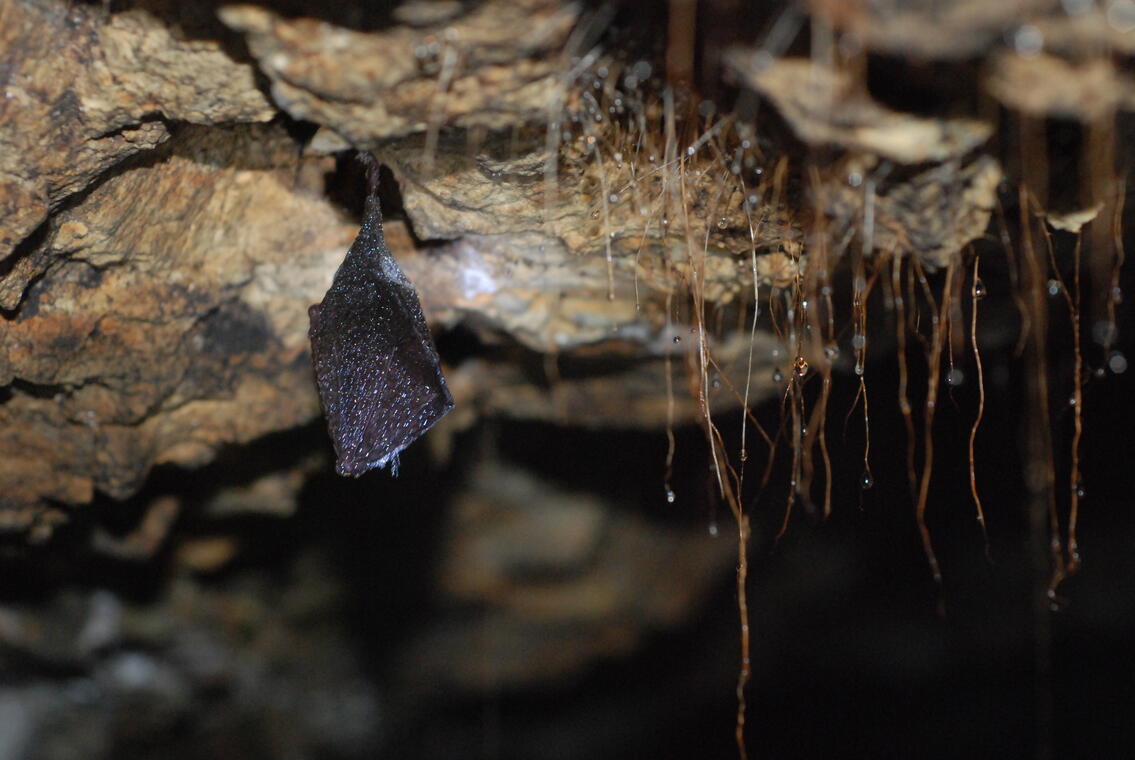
[309,194,454,477]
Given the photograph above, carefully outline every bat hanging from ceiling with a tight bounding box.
[308,152,454,476]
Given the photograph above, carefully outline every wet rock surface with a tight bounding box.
[2,0,1134,758]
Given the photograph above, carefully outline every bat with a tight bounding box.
[308,154,454,476]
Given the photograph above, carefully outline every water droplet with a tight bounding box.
[946,368,965,386]
[1047,279,1061,296]
[590,209,600,219]
[848,171,863,187]
[974,279,987,298]
[665,489,676,503]
[1112,286,1124,304]
[1061,0,1092,16]
[608,193,619,203]
[772,367,784,383]
[851,333,867,350]
[1068,394,1078,406]
[1093,320,1117,346]
[1108,0,1135,31]
[717,217,728,229]
[1094,366,1107,379]
[854,364,865,377]
[861,471,875,489]
[711,377,722,389]
[1108,350,1128,374]
[648,154,656,163]
[673,335,681,344]
[1075,482,1086,499]
[801,299,809,309]
[1013,24,1044,56]
[824,345,840,360]
[708,521,719,536]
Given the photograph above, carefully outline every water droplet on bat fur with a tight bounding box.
[946,368,965,386]
[673,335,681,344]
[772,367,784,383]
[1047,279,1061,297]
[708,521,719,537]
[665,489,676,504]
[861,471,875,489]
[974,279,987,298]
[1109,351,1128,374]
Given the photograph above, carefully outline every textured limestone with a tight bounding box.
[0,0,273,281]
[0,123,351,532]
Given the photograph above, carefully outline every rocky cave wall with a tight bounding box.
[2,0,1134,758]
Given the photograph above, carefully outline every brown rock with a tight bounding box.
[0,0,274,270]
[0,123,353,531]
[218,0,578,142]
